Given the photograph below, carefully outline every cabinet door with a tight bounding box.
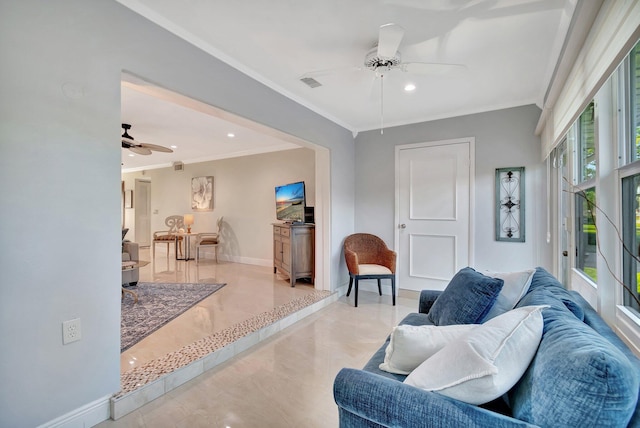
[274,234,283,267]
[281,237,291,272]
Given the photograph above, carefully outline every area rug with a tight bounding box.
[121,282,226,352]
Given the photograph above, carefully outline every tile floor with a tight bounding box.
[98,247,416,427]
[121,248,322,373]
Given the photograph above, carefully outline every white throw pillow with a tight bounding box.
[379,324,477,374]
[404,305,546,405]
[484,269,536,320]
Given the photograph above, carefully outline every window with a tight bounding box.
[575,186,597,281]
[620,41,640,313]
[578,101,596,181]
[574,102,597,281]
[629,43,640,163]
[622,174,640,312]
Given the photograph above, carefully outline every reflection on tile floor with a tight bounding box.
[121,248,320,373]
[98,247,418,426]
[117,290,331,397]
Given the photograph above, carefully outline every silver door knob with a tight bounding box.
[399,224,406,229]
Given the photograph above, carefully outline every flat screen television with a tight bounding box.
[275,181,306,223]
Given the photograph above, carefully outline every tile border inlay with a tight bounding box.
[111,290,335,419]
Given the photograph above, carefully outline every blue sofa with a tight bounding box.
[334,268,640,427]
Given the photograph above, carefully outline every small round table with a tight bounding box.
[121,261,148,303]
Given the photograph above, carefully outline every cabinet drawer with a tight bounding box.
[280,227,290,237]
[274,226,281,235]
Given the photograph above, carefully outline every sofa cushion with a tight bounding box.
[405,305,546,405]
[359,264,392,275]
[379,324,477,375]
[509,285,639,427]
[483,269,535,320]
[428,267,504,326]
[525,267,584,320]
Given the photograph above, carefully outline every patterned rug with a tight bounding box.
[121,282,226,352]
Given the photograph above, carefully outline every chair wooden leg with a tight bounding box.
[377,279,382,296]
[347,277,353,296]
[391,276,396,306]
[354,278,359,307]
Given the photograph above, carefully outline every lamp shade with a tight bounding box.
[183,214,194,226]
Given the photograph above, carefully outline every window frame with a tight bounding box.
[572,102,598,285]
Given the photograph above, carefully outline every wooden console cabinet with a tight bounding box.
[273,223,314,287]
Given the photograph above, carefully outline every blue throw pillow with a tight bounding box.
[427,267,504,326]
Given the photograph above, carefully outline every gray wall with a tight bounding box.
[0,1,353,426]
[355,105,551,279]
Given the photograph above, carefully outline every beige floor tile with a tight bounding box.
[100,246,417,427]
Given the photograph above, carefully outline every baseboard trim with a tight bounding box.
[219,254,272,267]
[37,395,111,428]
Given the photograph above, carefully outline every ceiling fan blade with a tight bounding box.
[140,142,173,153]
[377,23,405,59]
[400,62,467,76]
[128,146,152,155]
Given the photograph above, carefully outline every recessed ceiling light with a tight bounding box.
[128,153,135,157]
[404,83,416,92]
[170,145,177,149]
[227,132,235,138]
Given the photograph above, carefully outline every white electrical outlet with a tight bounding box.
[62,318,81,344]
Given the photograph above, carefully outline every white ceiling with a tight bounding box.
[120,81,301,171]
[119,0,579,171]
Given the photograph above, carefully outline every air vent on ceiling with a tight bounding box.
[173,161,184,171]
[300,77,322,88]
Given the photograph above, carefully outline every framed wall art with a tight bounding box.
[191,176,214,211]
[495,167,525,242]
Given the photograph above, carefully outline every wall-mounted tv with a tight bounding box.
[275,181,306,223]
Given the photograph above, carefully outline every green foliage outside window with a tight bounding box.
[576,187,597,282]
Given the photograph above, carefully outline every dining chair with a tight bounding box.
[343,233,396,307]
[195,216,223,263]
[152,215,184,259]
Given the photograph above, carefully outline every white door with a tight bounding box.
[396,139,473,291]
[135,179,151,247]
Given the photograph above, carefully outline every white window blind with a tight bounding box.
[540,0,640,159]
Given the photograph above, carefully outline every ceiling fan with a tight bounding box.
[364,23,465,77]
[301,23,466,133]
[121,123,173,155]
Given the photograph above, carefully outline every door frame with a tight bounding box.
[394,137,476,291]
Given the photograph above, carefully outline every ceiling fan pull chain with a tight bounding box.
[380,74,384,135]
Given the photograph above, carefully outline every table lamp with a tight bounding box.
[184,214,194,233]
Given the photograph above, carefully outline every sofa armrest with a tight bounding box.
[419,290,441,314]
[123,241,139,261]
[334,368,533,428]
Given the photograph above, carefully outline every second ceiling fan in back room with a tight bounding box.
[300,23,467,134]
[121,123,174,155]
